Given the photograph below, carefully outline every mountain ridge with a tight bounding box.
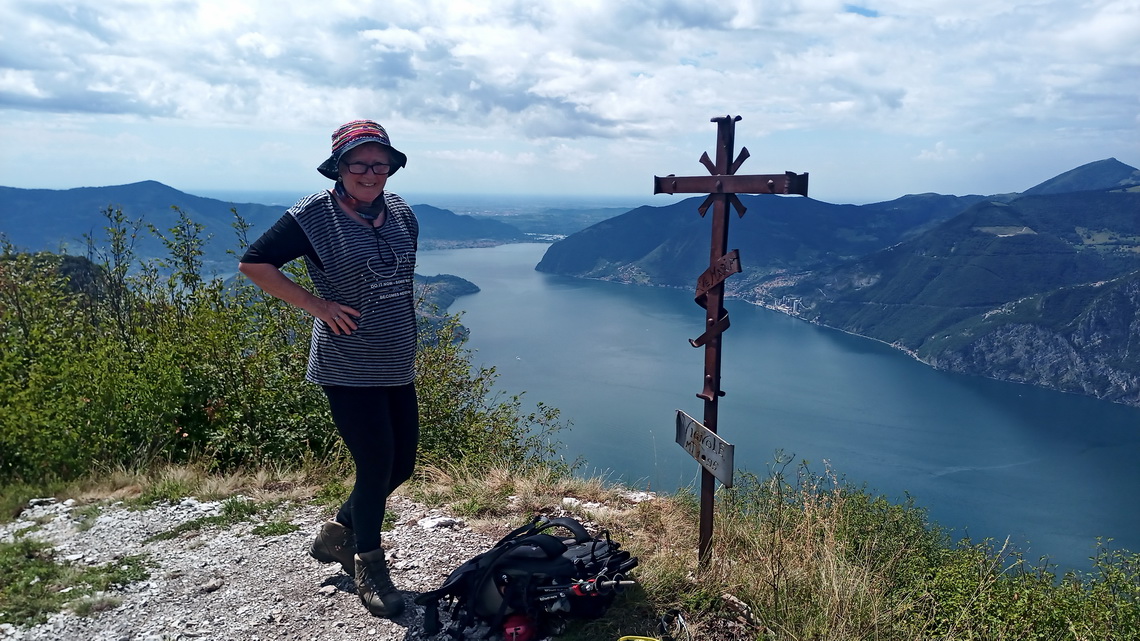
[768,189,1140,405]
[0,182,529,269]
[1022,157,1140,196]
[536,158,1140,407]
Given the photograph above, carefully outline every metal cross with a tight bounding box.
[654,115,809,564]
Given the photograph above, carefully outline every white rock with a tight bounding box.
[623,491,657,503]
[420,515,461,529]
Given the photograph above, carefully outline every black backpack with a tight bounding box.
[414,515,638,639]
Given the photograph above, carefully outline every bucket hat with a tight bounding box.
[317,119,407,180]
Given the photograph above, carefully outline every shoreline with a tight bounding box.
[528,264,1140,411]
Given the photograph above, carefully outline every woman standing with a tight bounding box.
[238,120,419,619]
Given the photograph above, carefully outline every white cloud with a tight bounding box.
[0,0,1136,201]
[236,32,283,59]
[429,148,537,166]
[916,142,959,162]
[361,27,427,53]
[0,69,44,98]
[194,0,257,32]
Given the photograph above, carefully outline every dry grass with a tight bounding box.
[701,469,894,638]
[406,462,645,535]
[0,461,878,638]
[6,463,338,513]
[7,460,1135,641]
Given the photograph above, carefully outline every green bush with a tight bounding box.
[0,205,563,485]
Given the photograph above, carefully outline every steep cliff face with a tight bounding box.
[925,277,1140,406]
[768,187,1140,407]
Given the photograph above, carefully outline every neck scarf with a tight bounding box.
[333,182,386,221]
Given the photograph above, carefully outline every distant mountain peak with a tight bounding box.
[1022,158,1140,196]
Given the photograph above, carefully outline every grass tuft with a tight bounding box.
[0,537,150,627]
[3,460,1138,639]
[143,497,282,543]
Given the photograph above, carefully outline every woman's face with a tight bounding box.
[339,142,391,203]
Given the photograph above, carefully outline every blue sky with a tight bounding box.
[1,0,1137,204]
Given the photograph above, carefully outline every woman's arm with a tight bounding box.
[238,262,359,335]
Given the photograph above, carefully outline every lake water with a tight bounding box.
[415,242,1140,572]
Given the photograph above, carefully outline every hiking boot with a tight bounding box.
[309,520,356,574]
[355,548,405,618]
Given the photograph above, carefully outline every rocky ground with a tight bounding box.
[0,492,651,641]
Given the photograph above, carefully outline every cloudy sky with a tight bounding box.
[1,0,1137,205]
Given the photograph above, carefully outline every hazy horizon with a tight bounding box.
[3,2,1136,206]
[8,151,1132,213]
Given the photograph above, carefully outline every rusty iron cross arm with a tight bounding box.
[655,171,809,196]
[653,170,810,213]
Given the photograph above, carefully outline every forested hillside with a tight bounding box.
[536,192,984,286]
[0,182,528,272]
[537,158,1140,406]
[775,191,1140,405]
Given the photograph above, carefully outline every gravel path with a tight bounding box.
[0,493,561,640]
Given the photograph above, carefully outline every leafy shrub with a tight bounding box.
[0,205,563,485]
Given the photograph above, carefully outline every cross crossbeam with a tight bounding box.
[654,171,809,198]
[655,115,809,565]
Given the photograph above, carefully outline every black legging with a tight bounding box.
[323,382,419,554]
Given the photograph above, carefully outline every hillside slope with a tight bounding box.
[538,158,1140,406]
[412,203,528,248]
[773,189,1140,405]
[0,181,285,260]
[536,193,983,287]
[924,271,1140,405]
[0,182,528,270]
[1022,158,1140,196]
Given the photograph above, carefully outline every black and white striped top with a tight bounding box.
[285,190,419,386]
